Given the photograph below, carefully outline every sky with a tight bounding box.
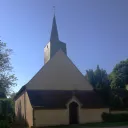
[0,0,128,92]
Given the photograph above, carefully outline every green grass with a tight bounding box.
[82,122,128,127]
[42,122,128,128]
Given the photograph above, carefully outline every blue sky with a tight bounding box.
[0,0,128,92]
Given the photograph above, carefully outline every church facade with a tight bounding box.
[14,15,109,127]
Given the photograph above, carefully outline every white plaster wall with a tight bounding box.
[27,50,93,90]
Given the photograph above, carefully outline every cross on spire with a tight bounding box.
[53,6,55,15]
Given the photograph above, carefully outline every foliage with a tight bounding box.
[0,40,17,95]
[86,65,110,88]
[86,62,128,109]
[9,92,16,99]
[0,120,9,128]
[110,59,128,88]
[102,112,128,122]
[95,86,126,109]
[0,99,15,123]
[94,86,112,106]
[83,122,128,127]
[110,94,124,109]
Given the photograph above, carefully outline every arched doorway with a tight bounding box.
[69,102,79,124]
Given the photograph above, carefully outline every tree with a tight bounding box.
[0,99,15,122]
[110,59,128,88]
[86,65,110,88]
[9,92,16,99]
[86,69,96,87]
[0,40,17,96]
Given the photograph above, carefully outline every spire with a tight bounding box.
[50,12,59,42]
[44,8,67,64]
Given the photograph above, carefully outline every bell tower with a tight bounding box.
[44,15,67,64]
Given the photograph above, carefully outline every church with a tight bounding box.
[14,15,109,128]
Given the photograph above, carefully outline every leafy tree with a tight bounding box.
[86,65,110,88]
[110,59,128,88]
[86,62,128,109]
[86,69,95,87]
[9,92,16,99]
[86,65,114,107]
[94,85,112,106]
[0,40,17,95]
[0,99,15,122]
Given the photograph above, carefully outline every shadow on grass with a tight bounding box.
[39,122,128,128]
[81,122,128,127]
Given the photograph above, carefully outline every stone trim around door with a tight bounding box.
[66,96,82,124]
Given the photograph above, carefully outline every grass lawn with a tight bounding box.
[82,122,128,127]
[12,122,128,128]
[43,122,128,128]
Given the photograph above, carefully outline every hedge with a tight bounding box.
[0,120,9,128]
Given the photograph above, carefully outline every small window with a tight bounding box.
[47,45,48,48]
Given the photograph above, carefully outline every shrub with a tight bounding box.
[0,120,9,128]
[0,99,15,122]
[102,112,128,122]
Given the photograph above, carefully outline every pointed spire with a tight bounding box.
[50,9,59,42]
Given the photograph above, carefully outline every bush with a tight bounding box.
[102,112,128,122]
[0,99,15,122]
[0,120,9,128]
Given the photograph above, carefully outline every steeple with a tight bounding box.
[50,14,59,42]
[44,13,67,64]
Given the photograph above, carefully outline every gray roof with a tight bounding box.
[27,90,108,109]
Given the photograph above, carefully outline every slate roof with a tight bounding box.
[27,90,108,109]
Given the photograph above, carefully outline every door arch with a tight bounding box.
[69,102,79,124]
